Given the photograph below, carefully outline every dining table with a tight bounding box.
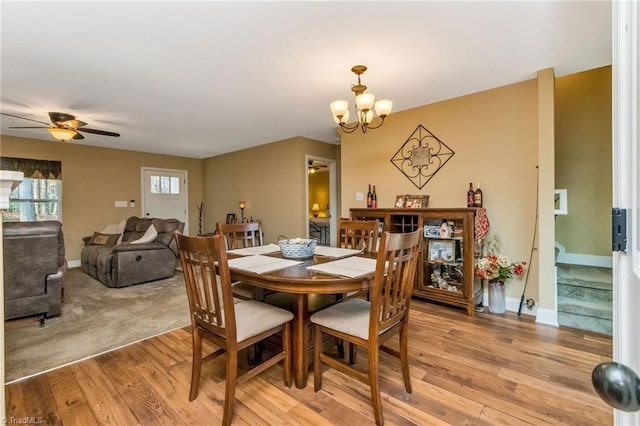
[225,244,376,389]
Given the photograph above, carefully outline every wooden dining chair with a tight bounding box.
[174,232,293,426]
[310,229,422,426]
[336,219,381,349]
[337,219,380,253]
[216,221,264,249]
[216,221,266,300]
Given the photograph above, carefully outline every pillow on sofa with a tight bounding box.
[100,219,126,244]
[87,232,121,247]
[129,224,158,244]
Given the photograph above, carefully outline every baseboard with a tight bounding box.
[505,296,537,317]
[68,259,81,268]
[535,307,559,326]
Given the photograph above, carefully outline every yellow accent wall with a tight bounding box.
[308,171,330,217]
[555,66,612,256]
[340,78,540,304]
[0,135,203,261]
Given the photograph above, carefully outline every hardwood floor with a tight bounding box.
[5,300,613,425]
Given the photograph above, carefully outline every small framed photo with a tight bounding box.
[423,225,440,238]
[404,194,429,209]
[226,213,237,224]
[428,239,455,262]
[394,195,406,208]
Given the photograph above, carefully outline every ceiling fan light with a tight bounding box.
[355,93,375,111]
[375,100,393,117]
[47,127,78,141]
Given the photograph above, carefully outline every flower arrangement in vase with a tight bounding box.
[475,254,526,284]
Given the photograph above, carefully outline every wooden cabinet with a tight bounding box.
[350,208,480,316]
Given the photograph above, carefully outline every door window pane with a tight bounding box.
[150,175,160,194]
[170,177,180,194]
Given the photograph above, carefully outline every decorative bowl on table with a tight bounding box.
[277,237,317,259]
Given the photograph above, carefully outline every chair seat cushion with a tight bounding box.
[310,298,372,340]
[234,300,293,343]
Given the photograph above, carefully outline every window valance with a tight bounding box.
[0,157,62,179]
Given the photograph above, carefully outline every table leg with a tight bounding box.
[293,293,309,389]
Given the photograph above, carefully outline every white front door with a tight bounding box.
[612,1,639,424]
[141,168,188,229]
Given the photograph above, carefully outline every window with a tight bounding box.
[150,175,180,194]
[1,156,63,222]
[4,177,62,222]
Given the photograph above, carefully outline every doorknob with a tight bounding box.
[592,361,640,411]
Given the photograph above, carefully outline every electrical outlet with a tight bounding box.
[526,299,536,310]
[355,192,364,201]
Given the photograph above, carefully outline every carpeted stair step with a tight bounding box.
[556,263,612,335]
[556,263,612,289]
[558,295,612,320]
[558,311,612,335]
[558,282,612,303]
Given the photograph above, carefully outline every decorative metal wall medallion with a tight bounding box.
[390,124,455,189]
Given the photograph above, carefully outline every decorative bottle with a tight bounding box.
[372,185,377,208]
[367,184,373,208]
[474,183,483,207]
[466,182,475,207]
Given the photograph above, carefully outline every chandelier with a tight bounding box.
[330,65,393,134]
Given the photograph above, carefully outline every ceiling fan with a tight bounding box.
[1,111,120,141]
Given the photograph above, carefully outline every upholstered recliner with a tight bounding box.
[3,220,66,323]
[81,216,184,288]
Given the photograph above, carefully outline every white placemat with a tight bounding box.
[313,246,363,258]
[227,255,302,274]
[227,243,281,256]
[306,256,378,278]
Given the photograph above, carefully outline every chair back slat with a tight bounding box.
[216,222,264,249]
[370,230,421,335]
[175,232,237,341]
[337,219,379,252]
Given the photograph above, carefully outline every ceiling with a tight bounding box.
[0,1,612,159]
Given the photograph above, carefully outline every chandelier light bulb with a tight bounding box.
[374,100,393,117]
[355,93,375,111]
[330,100,349,117]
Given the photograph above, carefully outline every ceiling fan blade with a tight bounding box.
[72,132,85,140]
[49,111,76,125]
[77,128,120,137]
[9,126,49,129]
[1,112,50,126]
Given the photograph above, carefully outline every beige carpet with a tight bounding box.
[4,267,190,383]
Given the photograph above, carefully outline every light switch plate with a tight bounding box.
[115,201,127,207]
[355,192,364,201]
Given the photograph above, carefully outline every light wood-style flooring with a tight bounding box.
[5,300,613,425]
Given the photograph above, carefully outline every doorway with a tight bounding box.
[306,156,337,246]
[141,167,189,230]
